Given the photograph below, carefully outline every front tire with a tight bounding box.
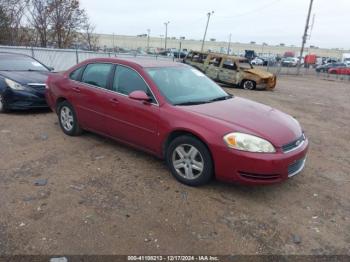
[241,80,256,90]
[0,94,8,113]
[57,101,82,136]
[166,135,213,186]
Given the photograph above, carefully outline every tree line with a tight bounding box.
[0,0,99,50]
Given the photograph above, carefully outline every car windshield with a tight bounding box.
[0,55,49,71]
[238,60,252,69]
[146,66,231,105]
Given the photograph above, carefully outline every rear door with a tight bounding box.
[70,63,114,134]
[205,55,222,80]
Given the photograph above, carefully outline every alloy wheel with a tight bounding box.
[243,80,255,90]
[172,144,204,180]
[60,106,74,132]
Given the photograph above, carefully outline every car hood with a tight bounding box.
[243,68,273,78]
[181,97,302,147]
[0,70,49,85]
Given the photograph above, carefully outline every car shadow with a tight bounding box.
[6,108,53,115]
[77,130,294,199]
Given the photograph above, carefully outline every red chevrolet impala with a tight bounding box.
[45,58,308,186]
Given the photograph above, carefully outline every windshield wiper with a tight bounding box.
[208,94,233,102]
[174,101,211,106]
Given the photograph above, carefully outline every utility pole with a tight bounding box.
[164,21,170,50]
[227,33,232,55]
[112,32,115,52]
[201,11,214,52]
[297,0,314,75]
[147,29,150,53]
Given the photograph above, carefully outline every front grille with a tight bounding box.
[239,172,280,181]
[288,157,306,177]
[27,83,46,91]
[282,133,306,153]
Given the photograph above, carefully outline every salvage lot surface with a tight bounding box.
[0,75,349,255]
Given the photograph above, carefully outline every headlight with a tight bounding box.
[5,78,26,90]
[223,132,276,153]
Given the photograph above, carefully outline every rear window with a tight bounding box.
[81,63,113,89]
[69,66,85,81]
[0,55,48,71]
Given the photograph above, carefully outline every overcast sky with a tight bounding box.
[80,0,350,49]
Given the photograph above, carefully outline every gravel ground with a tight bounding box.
[0,75,349,255]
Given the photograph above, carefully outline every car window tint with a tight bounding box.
[113,65,155,102]
[81,63,113,89]
[69,66,84,81]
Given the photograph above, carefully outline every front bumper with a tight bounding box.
[212,137,309,185]
[256,76,277,90]
[2,88,48,110]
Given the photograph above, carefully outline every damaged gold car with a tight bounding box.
[184,51,276,90]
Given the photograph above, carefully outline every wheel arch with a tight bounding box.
[162,129,215,172]
[55,97,69,113]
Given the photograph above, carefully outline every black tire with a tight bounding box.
[241,80,256,90]
[166,135,213,186]
[0,94,8,113]
[57,101,83,136]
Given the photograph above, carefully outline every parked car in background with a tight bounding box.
[244,50,257,60]
[304,54,317,68]
[328,67,350,75]
[184,51,276,90]
[46,57,308,186]
[172,51,188,59]
[260,56,277,66]
[0,52,53,113]
[251,57,264,66]
[315,62,346,73]
[281,57,299,67]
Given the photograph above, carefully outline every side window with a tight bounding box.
[69,66,84,81]
[113,65,155,103]
[81,63,113,89]
[209,56,222,67]
[192,53,207,64]
[222,59,237,70]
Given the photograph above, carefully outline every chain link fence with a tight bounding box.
[1,45,349,82]
[0,45,173,71]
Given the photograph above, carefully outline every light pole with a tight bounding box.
[159,35,164,49]
[147,29,150,53]
[164,21,170,50]
[112,32,115,52]
[227,33,232,55]
[201,11,214,52]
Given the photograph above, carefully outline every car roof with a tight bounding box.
[189,51,246,60]
[80,57,184,68]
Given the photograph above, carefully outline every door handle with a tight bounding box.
[72,87,81,93]
[109,98,119,104]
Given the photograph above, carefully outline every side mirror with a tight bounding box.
[128,90,151,102]
[48,67,54,71]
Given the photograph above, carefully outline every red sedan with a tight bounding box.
[45,58,308,186]
[328,67,350,75]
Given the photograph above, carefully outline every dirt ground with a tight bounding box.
[0,75,349,255]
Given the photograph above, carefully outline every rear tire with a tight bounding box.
[57,101,83,136]
[166,135,213,186]
[241,80,256,90]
